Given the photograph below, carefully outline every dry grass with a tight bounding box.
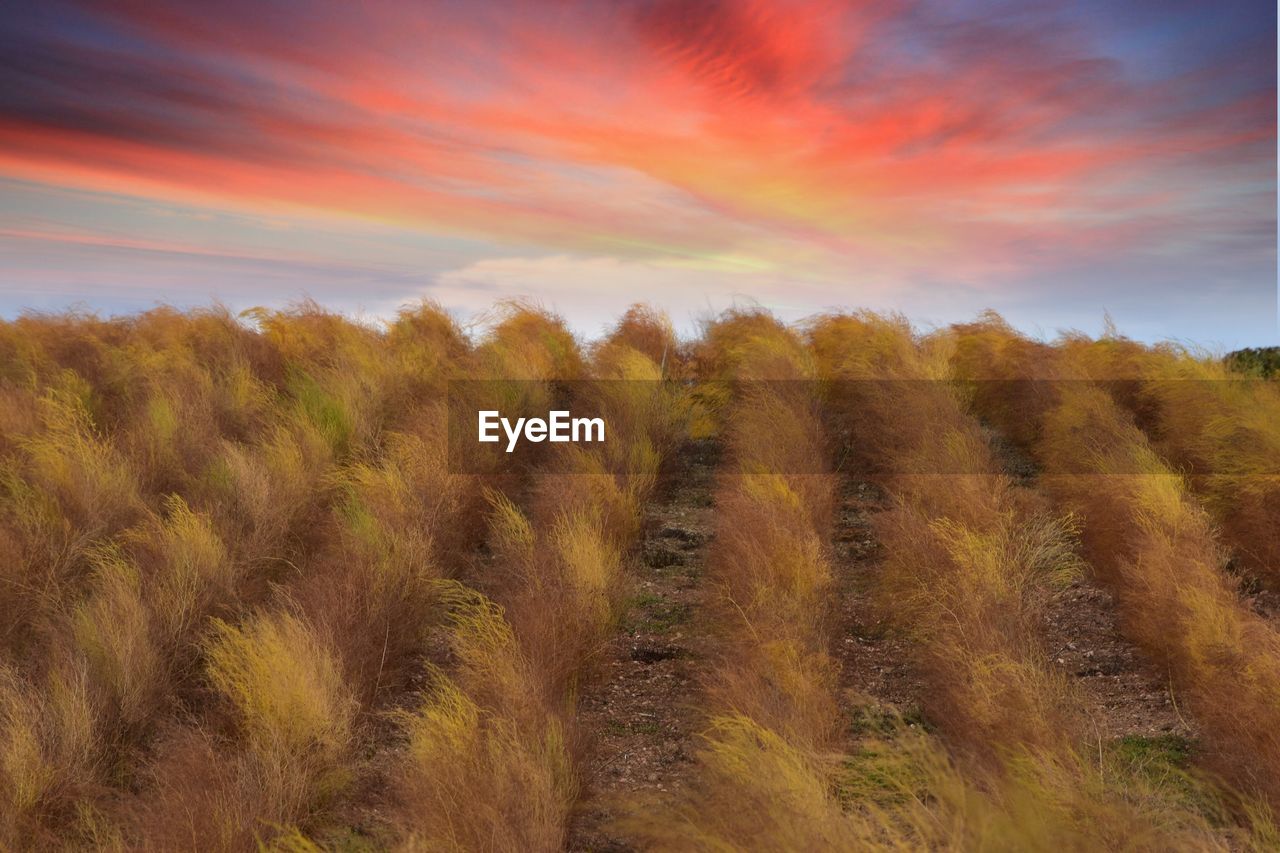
[810,312,1081,760]
[0,300,480,848]
[393,582,575,851]
[1052,332,1280,589]
[804,312,1239,847]
[951,314,1280,814]
[1,301,1275,849]
[627,310,853,848]
[385,305,685,850]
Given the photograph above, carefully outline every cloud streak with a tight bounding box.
[0,0,1273,342]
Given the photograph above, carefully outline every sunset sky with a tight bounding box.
[0,0,1275,346]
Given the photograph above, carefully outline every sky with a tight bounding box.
[0,0,1275,347]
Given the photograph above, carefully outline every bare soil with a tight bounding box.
[982,425,1196,742]
[1240,576,1280,625]
[1043,580,1194,741]
[831,478,926,716]
[566,440,719,852]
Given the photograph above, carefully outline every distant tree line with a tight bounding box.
[1227,347,1280,378]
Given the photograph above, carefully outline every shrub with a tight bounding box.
[133,611,357,849]
[392,584,574,850]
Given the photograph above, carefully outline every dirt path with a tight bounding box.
[832,427,1193,748]
[831,477,926,719]
[1042,581,1193,741]
[981,426,1195,743]
[566,439,719,852]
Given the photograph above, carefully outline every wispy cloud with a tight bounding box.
[0,0,1273,342]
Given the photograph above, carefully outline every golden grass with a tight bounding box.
[637,311,1160,850]
[625,311,852,847]
[0,300,487,847]
[950,314,1280,814]
[393,583,575,851]
[130,611,357,849]
[385,305,685,850]
[0,662,96,847]
[810,312,1080,759]
[0,301,1274,848]
[1053,332,1280,589]
[804,311,1244,846]
[207,612,356,761]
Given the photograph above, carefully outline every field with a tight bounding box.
[1,302,1279,851]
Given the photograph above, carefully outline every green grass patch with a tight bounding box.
[1109,733,1192,775]
[622,592,691,634]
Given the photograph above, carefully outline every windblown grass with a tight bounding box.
[1055,331,1280,589]
[806,312,1235,847]
[810,312,1080,759]
[386,304,685,850]
[951,314,1280,814]
[0,300,481,848]
[0,300,1273,849]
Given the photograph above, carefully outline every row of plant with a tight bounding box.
[3,303,1276,848]
[0,301,634,847]
[1050,328,1280,590]
[0,302,483,847]
[634,310,869,847]
[638,312,1093,849]
[133,305,594,849]
[951,315,1280,817]
[631,309,1265,849]
[384,306,686,849]
[809,312,1243,848]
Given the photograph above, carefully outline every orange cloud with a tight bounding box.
[0,0,1272,320]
